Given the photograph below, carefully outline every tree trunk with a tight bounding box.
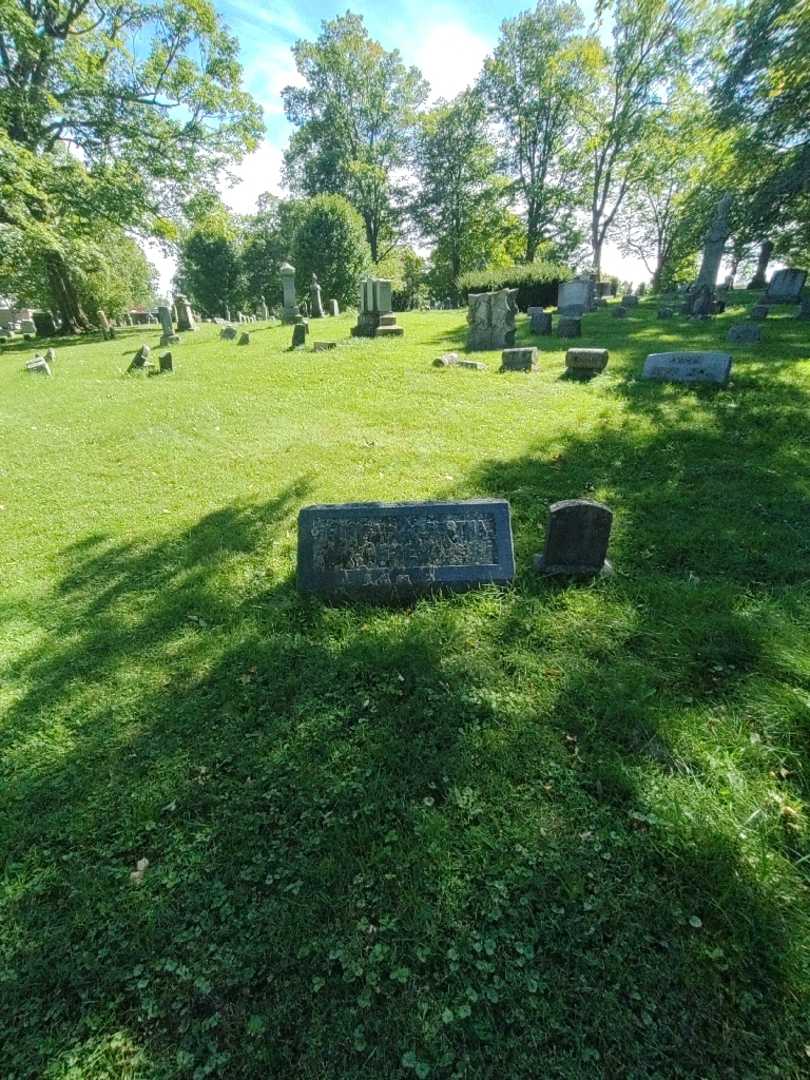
[45,250,91,333]
[747,239,773,290]
[696,192,732,288]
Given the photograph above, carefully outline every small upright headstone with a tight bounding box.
[352,279,404,338]
[310,274,325,318]
[527,307,552,335]
[260,297,270,320]
[621,295,639,308]
[565,348,608,375]
[751,305,769,321]
[291,319,309,348]
[557,317,581,338]
[159,352,173,373]
[127,344,151,373]
[612,306,628,319]
[534,500,613,577]
[220,325,238,341]
[297,499,516,599]
[658,307,674,319]
[642,351,731,386]
[329,299,340,317]
[158,305,180,345]
[500,347,538,372]
[175,295,196,332]
[727,324,761,344]
[238,332,250,346]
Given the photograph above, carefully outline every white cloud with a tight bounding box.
[222,140,286,214]
[405,20,490,102]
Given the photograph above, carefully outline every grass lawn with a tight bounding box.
[1,297,809,1078]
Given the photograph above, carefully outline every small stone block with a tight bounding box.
[500,347,538,372]
[557,317,582,338]
[220,326,238,340]
[314,341,338,352]
[657,307,674,319]
[612,306,628,319]
[642,351,732,386]
[727,324,761,344]
[433,353,459,367]
[238,332,250,345]
[751,305,769,320]
[534,499,613,577]
[621,295,639,307]
[458,360,487,371]
[565,348,608,373]
[375,326,404,337]
[527,308,552,335]
[297,499,516,599]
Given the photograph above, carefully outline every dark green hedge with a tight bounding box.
[456,261,571,311]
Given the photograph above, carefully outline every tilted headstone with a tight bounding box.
[329,299,340,317]
[127,344,151,373]
[238,332,250,346]
[174,295,196,332]
[764,268,807,304]
[527,307,552,335]
[557,317,581,338]
[534,499,613,577]
[44,348,56,364]
[565,348,608,375]
[159,352,173,373]
[466,289,517,351]
[220,325,238,341]
[751,305,769,320]
[433,353,459,367]
[642,351,731,386]
[310,274,325,318]
[557,278,590,317]
[280,262,298,323]
[25,357,52,376]
[297,499,515,599]
[500,347,538,372]
[727,324,761,344]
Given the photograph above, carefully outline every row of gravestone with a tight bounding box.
[296,497,614,600]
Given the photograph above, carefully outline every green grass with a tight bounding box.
[1,297,809,1078]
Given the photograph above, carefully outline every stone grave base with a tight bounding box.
[534,553,614,578]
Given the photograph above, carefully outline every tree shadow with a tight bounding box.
[2,365,809,1074]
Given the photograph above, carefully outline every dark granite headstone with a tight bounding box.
[566,348,608,374]
[159,352,173,373]
[751,305,769,320]
[32,311,57,337]
[642,351,731,386]
[557,317,581,338]
[727,324,761,344]
[658,307,674,319]
[220,326,238,340]
[527,308,552,335]
[238,332,250,345]
[127,344,151,373]
[612,306,628,319]
[797,297,810,321]
[297,500,515,599]
[291,319,309,348]
[500,347,537,372]
[764,268,807,304]
[534,499,613,577]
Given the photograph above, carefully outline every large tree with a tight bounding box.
[282,12,428,261]
[581,0,692,277]
[479,1,597,263]
[0,0,262,331]
[412,91,515,293]
[292,194,371,311]
[176,194,244,317]
[240,194,306,308]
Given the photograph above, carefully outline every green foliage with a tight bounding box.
[282,12,428,259]
[2,299,810,1077]
[457,260,570,309]
[373,248,429,311]
[176,196,245,316]
[293,194,371,310]
[241,196,307,307]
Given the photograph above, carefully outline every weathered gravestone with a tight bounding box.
[728,324,762,344]
[33,311,57,337]
[612,306,628,319]
[329,299,340,317]
[45,348,56,364]
[751,305,769,321]
[764,268,807,304]
[279,263,298,323]
[314,341,337,352]
[658,307,674,319]
[238,332,250,346]
[565,348,608,375]
[159,352,173,373]
[310,274,325,318]
[500,347,538,372]
[351,278,404,338]
[557,278,591,317]
[260,297,270,320]
[534,499,613,577]
[597,282,613,297]
[297,499,516,599]
[466,289,517,351]
[25,357,52,376]
[642,351,732,386]
[621,295,639,307]
[797,297,810,321]
[127,344,151,373]
[458,360,487,371]
[713,299,726,314]
[433,353,460,367]
[557,317,581,338]
[291,318,309,348]
[220,325,238,341]
[175,295,196,332]
[158,306,180,345]
[527,307,552,335]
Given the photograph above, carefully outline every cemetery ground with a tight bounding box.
[2,297,809,1079]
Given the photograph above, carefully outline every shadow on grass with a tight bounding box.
[2,348,810,1076]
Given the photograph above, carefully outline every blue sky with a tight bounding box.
[150,0,647,293]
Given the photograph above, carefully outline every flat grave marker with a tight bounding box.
[642,351,732,386]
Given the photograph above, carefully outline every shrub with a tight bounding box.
[456,260,571,311]
[293,195,371,310]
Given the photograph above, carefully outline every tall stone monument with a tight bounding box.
[351,278,404,338]
[174,295,196,332]
[466,289,517,351]
[280,263,298,323]
[260,297,270,320]
[158,305,179,345]
[310,274,325,318]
